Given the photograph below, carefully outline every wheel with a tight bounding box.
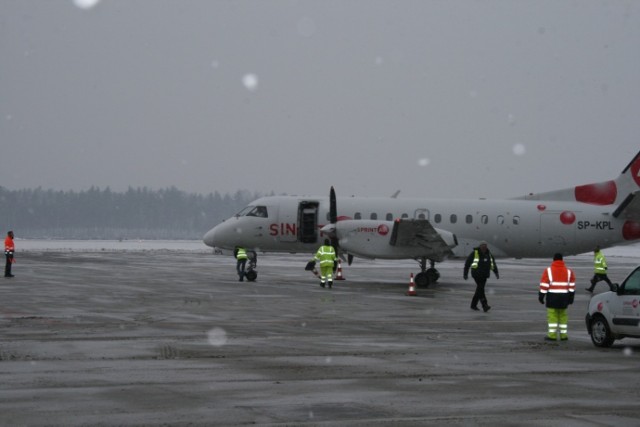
[245,270,257,282]
[590,315,614,347]
[414,272,429,288]
[426,268,440,284]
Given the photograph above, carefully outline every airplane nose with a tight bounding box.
[203,227,217,248]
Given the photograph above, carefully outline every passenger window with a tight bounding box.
[513,216,520,225]
[401,213,409,219]
[450,214,457,224]
[386,213,393,221]
[481,215,488,224]
[355,212,362,220]
[434,214,441,224]
[497,215,505,225]
[370,213,378,220]
[466,214,473,224]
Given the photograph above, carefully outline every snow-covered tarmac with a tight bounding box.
[1,241,639,425]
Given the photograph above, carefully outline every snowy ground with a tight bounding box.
[1,247,639,425]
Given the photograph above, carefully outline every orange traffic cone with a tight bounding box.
[405,273,418,296]
[335,259,346,280]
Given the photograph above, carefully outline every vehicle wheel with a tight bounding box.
[426,268,440,284]
[590,316,614,347]
[245,270,257,282]
[414,272,429,288]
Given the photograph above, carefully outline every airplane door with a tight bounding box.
[298,201,319,244]
[539,213,576,250]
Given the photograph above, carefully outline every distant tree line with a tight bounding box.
[0,186,270,240]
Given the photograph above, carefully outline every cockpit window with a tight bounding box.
[246,206,268,218]
[236,206,254,216]
[235,206,268,217]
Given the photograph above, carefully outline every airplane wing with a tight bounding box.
[389,219,456,262]
[612,191,640,221]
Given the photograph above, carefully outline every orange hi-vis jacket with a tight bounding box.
[5,236,14,255]
[539,260,575,309]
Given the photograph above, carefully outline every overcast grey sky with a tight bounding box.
[1,0,639,199]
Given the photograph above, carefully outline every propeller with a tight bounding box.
[328,186,339,255]
[326,186,354,265]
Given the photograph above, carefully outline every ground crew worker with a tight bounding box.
[463,241,499,312]
[5,230,15,278]
[585,246,614,293]
[539,253,575,341]
[234,246,248,282]
[312,239,337,288]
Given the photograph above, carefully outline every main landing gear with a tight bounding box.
[414,257,440,288]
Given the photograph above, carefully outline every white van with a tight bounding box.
[585,266,640,347]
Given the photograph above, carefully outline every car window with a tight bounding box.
[622,268,640,295]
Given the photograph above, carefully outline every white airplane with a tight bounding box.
[204,151,640,286]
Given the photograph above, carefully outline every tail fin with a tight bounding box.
[611,151,640,220]
[515,151,640,214]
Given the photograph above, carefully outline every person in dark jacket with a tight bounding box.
[463,241,499,312]
[538,253,576,341]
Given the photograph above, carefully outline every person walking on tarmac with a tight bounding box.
[539,253,576,341]
[5,230,15,278]
[234,246,248,282]
[463,241,499,312]
[312,239,337,288]
[585,246,614,293]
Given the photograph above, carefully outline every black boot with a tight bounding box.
[481,299,491,312]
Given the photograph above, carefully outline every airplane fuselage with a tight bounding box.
[204,195,639,259]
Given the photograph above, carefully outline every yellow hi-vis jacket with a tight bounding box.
[236,247,248,260]
[594,250,608,274]
[314,245,336,267]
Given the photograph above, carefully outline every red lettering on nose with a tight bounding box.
[286,223,296,235]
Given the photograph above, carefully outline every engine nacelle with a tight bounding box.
[334,219,456,260]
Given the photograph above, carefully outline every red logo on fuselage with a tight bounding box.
[560,211,576,225]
